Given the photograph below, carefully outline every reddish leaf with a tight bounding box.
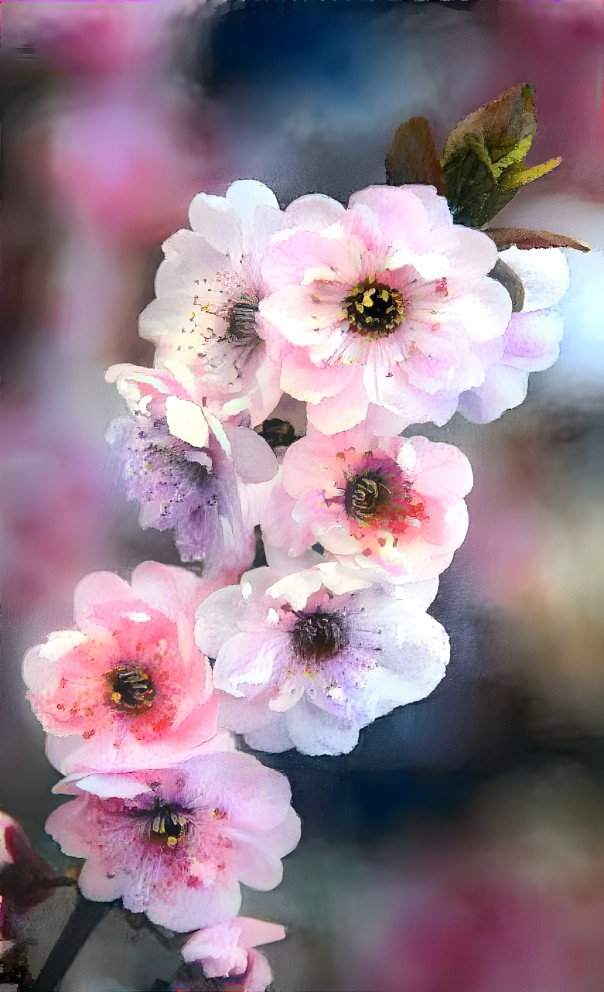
[486,227,590,252]
[385,117,445,192]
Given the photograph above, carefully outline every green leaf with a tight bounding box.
[385,116,445,192]
[502,156,562,190]
[442,84,537,168]
[441,84,562,226]
[441,136,501,228]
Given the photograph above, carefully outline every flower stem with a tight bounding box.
[26,894,116,992]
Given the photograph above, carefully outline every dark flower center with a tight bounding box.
[343,277,405,339]
[291,611,348,663]
[224,297,260,352]
[180,458,210,489]
[109,665,155,713]
[257,418,297,450]
[345,471,391,524]
[150,801,188,846]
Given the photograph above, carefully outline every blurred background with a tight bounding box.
[2,1,604,989]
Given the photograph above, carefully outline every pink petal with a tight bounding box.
[238,917,286,949]
[284,192,345,232]
[408,436,473,501]
[262,228,354,294]
[73,571,136,629]
[259,284,343,347]
[503,310,563,371]
[229,427,278,483]
[348,186,431,252]
[306,371,368,434]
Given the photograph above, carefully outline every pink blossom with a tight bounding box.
[106,362,277,577]
[139,181,286,426]
[181,917,285,991]
[258,184,511,433]
[7,3,219,246]
[46,750,301,932]
[354,855,604,992]
[261,425,472,583]
[23,562,218,775]
[195,564,448,756]
[458,246,570,422]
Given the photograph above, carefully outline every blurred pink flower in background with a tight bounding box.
[6,1,221,246]
[346,772,604,992]
[1,399,110,620]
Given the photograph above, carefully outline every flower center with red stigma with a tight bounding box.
[109,664,155,713]
[344,459,427,533]
[345,470,391,524]
[291,611,349,665]
[343,276,405,339]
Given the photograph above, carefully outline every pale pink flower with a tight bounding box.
[23,562,218,775]
[459,247,570,422]
[258,184,511,433]
[106,362,277,577]
[181,917,285,992]
[139,181,286,426]
[46,750,301,932]
[195,564,448,756]
[261,425,472,583]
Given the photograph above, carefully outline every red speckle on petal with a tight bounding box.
[363,547,373,557]
[83,729,95,740]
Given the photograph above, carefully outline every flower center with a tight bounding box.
[224,297,260,352]
[343,277,405,339]
[345,471,391,524]
[291,611,348,664]
[109,665,155,713]
[150,801,188,848]
[180,458,210,488]
[257,418,297,450]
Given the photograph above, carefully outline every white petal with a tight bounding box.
[188,193,243,257]
[285,697,361,756]
[226,179,280,226]
[244,714,296,754]
[165,396,209,448]
[499,246,570,311]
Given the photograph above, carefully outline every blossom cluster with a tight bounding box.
[24,563,298,989]
[24,171,570,987]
